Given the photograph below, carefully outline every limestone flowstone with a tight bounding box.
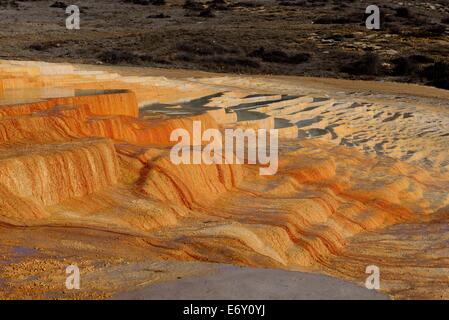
[0,138,119,207]
[0,59,448,299]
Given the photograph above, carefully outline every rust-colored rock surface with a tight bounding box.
[0,60,448,299]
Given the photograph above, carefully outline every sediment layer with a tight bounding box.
[0,60,448,299]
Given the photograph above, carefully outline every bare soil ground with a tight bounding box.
[1,0,449,88]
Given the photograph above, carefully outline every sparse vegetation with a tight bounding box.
[313,13,360,24]
[249,47,310,64]
[340,53,381,76]
[0,0,18,8]
[395,7,410,18]
[147,13,170,18]
[199,7,215,18]
[97,50,157,65]
[125,0,166,5]
[49,1,67,8]
[419,24,447,37]
[421,62,449,90]
[1,0,448,90]
[183,0,205,11]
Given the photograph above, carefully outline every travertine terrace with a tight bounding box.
[0,60,448,299]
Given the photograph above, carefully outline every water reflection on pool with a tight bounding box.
[0,88,130,106]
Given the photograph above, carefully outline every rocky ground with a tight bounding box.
[0,0,448,89]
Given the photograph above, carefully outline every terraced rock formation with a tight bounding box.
[0,60,448,299]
